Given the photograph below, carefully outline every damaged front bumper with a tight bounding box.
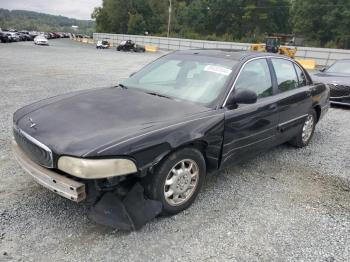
[13,142,162,230]
[13,142,86,202]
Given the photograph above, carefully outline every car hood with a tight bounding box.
[312,72,350,85]
[14,87,211,157]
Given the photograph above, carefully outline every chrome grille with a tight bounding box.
[13,128,53,168]
[328,84,350,98]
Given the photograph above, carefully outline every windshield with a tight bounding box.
[122,54,237,106]
[326,60,350,74]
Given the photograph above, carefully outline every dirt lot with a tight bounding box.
[0,39,349,262]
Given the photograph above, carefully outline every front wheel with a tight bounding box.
[289,110,317,148]
[143,148,206,215]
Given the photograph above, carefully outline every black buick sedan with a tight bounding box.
[312,59,350,106]
[13,50,330,222]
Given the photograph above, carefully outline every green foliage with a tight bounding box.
[93,0,291,42]
[128,13,146,35]
[290,0,350,48]
[0,9,95,34]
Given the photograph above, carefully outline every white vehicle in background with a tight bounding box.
[34,35,49,45]
[96,40,110,49]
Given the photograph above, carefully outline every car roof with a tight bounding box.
[172,49,289,61]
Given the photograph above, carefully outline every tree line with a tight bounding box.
[92,0,350,49]
[0,9,95,34]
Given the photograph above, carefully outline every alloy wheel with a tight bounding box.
[164,159,199,206]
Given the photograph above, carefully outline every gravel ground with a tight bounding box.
[0,39,349,262]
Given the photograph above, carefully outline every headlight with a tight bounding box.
[57,156,137,179]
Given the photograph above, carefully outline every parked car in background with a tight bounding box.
[0,29,69,44]
[34,35,49,45]
[16,33,26,41]
[312,59,350,106]
[19,31,34,41]
[12,50,329,229]
[96,40,110,49]
[29,31,39,39]
[0,32,11,43]
[116,40,145,52]
[7,32,20,42]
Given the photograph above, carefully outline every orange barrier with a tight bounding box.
[296,59,316,70]
[145,45,158,52]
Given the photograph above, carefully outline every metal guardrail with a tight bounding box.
[93,33,350,66]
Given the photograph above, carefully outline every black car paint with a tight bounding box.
[313,69,350,106]
[116,40,145,52]
[13,51,329,185]
[0,32,11,43]
[14,87,224,172]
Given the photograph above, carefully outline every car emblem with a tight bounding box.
[29,117,37,128]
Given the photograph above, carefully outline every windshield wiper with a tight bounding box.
[115,83,128,89]
[145,92,173,100]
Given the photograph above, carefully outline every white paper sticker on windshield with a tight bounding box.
[204,65,232,76]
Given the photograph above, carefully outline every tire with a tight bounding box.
[289,110,317,148]
[142,148,206,215]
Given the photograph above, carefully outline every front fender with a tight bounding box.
[98,112,225,174]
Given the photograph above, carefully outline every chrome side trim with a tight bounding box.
[13,142,86,202]
[330,101,350,106]
[223,126,276,147]
[330,95,350,99]
[278,114,308,128]
[222,135,275,157]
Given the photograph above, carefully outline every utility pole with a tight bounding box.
[167,0,172,38]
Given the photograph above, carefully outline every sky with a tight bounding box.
[0,0,102,20]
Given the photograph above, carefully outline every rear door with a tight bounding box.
[269,58,313,141]
[221,58,280,166]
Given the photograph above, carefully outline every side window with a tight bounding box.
[235,59,273,98]
[294,64,307,87]
[272,59,299,92]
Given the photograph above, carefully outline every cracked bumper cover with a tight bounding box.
[13,142,86,202]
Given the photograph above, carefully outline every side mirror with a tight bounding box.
[130,72,137,77]
[319,67,326,72]
[228,89,258,105]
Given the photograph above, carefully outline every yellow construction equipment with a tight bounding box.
[250,36,297,59]
[250,35,316,69]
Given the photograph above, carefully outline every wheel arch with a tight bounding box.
[146,139,214,176]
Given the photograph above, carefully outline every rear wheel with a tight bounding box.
[143,148,206,215]
[289,110,317,148]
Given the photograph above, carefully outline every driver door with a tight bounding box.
[221,58,280,166]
